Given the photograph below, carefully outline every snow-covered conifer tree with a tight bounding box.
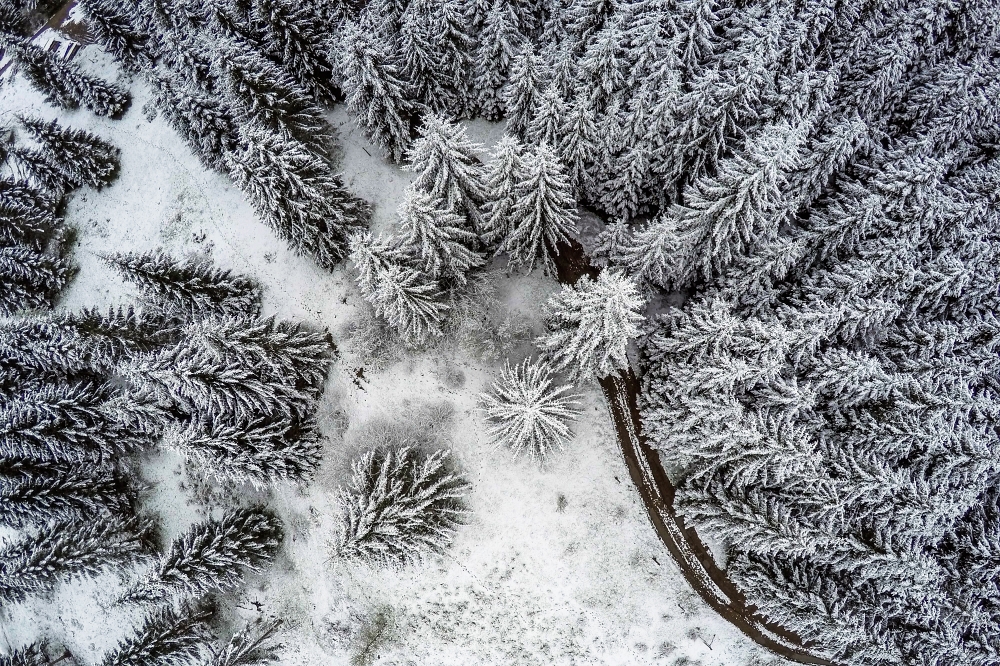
[348,232,449,344]
[251,0,337,103]
[396,186,484,285]
[536,270,643,379]
[122,508,282,603]
[183,315,334,397]
[0,465,133,528]
[474,1,523,120]
[19,116,120,190]
[0,245,71,315]
[0,515,152,603]
[149,73,240,171]
[0,37,130,116]
[226,129,371,270]
[503,43,543,138]
[405,114,487,228]
[335,447,468,564]
[216,42,330,148]
[173,413,322,484]
[479,357,581,458]
[527,83,566,146]
[431,0,477,116]
[101,604,213,666]
[396,0,441,109]
[340,23,414,163]
[559,87,599,192]
[480,135,526,248]
[500,142,578,275]
[210,619,283,666]
[102,250,262,318]
[77,0,152,70]
[7,146,70,195]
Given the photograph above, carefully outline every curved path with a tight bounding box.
[553,240,833,665]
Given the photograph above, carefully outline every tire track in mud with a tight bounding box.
[552,238,833,666]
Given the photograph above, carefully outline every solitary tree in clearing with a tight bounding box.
[480,357,582,459]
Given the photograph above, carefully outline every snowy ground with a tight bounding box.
[0,46,783,666]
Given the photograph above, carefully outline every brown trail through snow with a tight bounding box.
[552,236,834,666]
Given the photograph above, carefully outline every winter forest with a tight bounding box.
[0,0,997,664]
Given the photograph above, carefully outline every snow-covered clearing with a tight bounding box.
[0,46,779,666]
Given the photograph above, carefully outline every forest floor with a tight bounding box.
[0,45,787,666]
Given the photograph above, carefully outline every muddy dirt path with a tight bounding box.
[553,238,833,665]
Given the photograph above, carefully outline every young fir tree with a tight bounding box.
[340,23,414,163]
[405,114,488,230]
[250,0,338,103]
[479,357,581,458]
[121,507,283,604]
[474,1,523,120]
[102,250,262,318]
[77,0,152,70]
[209,619,283,666]
[0,37,130,117]
[500,143,578,275]
[101,604,213,666]
[503,43,543,139]
[480,135,526,248]
[149,73,240,172]
[396,186,484,286]
[19,116,121,190]
[226,128,371,271]
[536,270,643,379]
[0,515,153,603]
[348,232,449,344]
[0,245,72,315]
[335,447,468,564]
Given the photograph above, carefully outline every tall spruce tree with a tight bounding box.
[0,37,130,117]
[499,142,578,275]
[0,515,153,603]
[18,116,121,190]
[340,23,414,163]
[226,128,371,271]
[474,1,523,120]
[396,186,484,286]
[503,43,543,139]
[251,0,338,103]
[405,114,488,229]
[77,0,152,70]
[122,508,282,603]
[102,250,262,318]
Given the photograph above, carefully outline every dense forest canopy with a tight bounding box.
[1,0,998,664]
